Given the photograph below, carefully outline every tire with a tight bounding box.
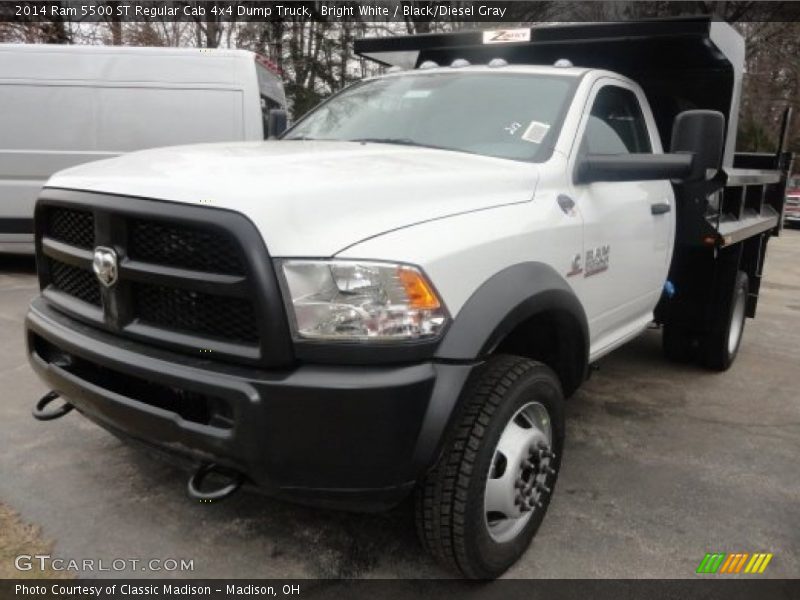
[415,355,565,579]
[662,322,694,363]
[700,270,749,371]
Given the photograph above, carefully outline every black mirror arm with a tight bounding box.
[575,153,694,184]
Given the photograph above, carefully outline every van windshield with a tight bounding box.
[284,72,576,162]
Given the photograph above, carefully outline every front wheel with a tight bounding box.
[415,355,565,579]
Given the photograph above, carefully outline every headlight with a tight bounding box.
[280,260,447,341]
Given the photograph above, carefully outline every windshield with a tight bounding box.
[284,72,576,162]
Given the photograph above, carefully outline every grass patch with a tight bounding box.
[0,503,72,579]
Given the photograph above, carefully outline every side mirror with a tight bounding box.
[268,109,288,139]
[670,110,725,182]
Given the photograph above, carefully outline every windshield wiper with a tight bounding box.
[349,138,452,151]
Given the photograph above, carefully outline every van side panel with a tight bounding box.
[0,45,284,253]
[93,87,244,150]
[0,82,244,251]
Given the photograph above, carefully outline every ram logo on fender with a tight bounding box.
[584,245,610,277]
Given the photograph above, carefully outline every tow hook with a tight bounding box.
[32,391,74,421]
[187,462,244,502]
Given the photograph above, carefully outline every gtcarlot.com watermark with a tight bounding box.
[15,554,195,573]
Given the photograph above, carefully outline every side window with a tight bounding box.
[581,86,652,155]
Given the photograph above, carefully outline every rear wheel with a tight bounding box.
[700,270,749,371]
[415,355,565,579]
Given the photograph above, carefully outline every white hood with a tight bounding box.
[46,141,538,256]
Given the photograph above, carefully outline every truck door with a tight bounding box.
[570,80,674,354]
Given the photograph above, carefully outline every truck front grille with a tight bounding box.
[48,259,101,306]
[134,283,258,344]
[35,191,293,367]
[129,219,246,275]
[47,207,95,249]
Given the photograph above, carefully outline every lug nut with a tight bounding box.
[535,483,551,494]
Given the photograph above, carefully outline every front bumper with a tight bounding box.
[26,297,473,510]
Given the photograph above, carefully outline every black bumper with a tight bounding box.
[26,298,474,510]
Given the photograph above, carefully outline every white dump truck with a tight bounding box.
[26,18,792,578]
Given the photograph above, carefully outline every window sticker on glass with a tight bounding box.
[403,89,432,99]
[521,121,551,144]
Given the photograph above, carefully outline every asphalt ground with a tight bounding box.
[0,230,798,579]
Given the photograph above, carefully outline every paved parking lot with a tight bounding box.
[1,230,798,579]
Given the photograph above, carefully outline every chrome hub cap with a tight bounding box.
[484,401,555,543]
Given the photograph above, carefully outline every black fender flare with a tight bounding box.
[436,262,589,372]
[413,263,590,476]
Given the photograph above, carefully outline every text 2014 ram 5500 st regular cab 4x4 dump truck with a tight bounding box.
[26,20,792,578]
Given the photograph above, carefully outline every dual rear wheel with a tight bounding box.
[662,270,749,370]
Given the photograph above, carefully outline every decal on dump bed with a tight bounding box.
[482,29,532,44]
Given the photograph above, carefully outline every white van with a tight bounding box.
[0,44,286,253]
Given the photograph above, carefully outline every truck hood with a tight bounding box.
[46,141,538,256]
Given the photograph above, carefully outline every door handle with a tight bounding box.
[651,202,671,215]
